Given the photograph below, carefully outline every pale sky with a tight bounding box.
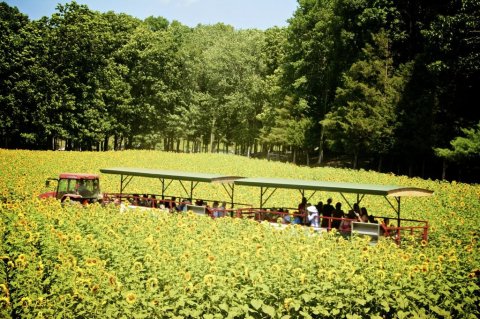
[4,0,299,29]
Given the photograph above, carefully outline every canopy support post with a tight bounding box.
[306,190,317,203]
[120,174,134,195]
[160,178,173,199]
[340,193,353,210]
[396,196,401,228]
[383,196,402,227]
[221,183,235,208]
[260,187,277,209]
[190,181,199,200]
[178,180,189,198]
[357,194,365,204]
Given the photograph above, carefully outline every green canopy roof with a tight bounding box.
[234,177,433,197]
[100,167,242,183]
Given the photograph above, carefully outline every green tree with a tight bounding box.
[183,24,266,154]
[323,30,411,169]
[0,2,29,148]
[118,21,191,149]
[435,121,480,179]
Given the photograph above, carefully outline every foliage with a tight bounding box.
[0,0,479,179]
[435,121,480,161]
[323,30,412,168]
[0,150,479,318]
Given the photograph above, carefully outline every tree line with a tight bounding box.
[1,1,479,181]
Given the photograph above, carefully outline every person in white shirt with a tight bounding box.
[307,205,319,227]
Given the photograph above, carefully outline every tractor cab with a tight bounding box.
[40,173,101,204]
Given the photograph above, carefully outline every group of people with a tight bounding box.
[299,197,386,233]
[122,194,231,217]
[123,193,394,235]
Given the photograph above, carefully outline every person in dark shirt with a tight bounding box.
[332,202,345,229]
[321,198,335,228]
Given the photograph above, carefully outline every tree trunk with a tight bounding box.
[209,118,216,153]
[104,136,109,151]
[377,155,383,172]
[442,159,447,180]
[293,148,296,164]
[318,126,325,165]
[353,151,358,169]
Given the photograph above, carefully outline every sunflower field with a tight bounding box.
[0,149,479,318]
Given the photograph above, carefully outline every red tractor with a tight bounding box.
[39,173,102,204]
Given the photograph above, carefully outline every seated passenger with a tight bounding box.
[307,205,319,227]
[140,194,149,206]
[332,202,344,229]
[368,215,378,223]
[321,198,335,228]
[211,200,221,218]
[220,201,228,217]
[166,196,177,210]
[339,210,357,235]
[316,201,324,217]
[360,207,369,223]
[298,197,307,215]
[149,195,157,208]
[292,212,303,224]
[77,180,92,197]
[380,218,392,236]
[177,198,191,212]
[131,194,140,206]
[283,210,291,223]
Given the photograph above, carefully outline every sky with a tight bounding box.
[4,0,299,30]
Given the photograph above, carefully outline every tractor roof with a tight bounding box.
[59,173,99,180]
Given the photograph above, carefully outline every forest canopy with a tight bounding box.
[0,0,479,181]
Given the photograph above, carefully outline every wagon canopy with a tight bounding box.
[100,167,241,183]
[234,177,433,197]
[100,167,242,206]
[234,177,433,226]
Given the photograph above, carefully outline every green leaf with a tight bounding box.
[251,299,263,310]
[219,303,229,312]
[262,304,276,317]
[354,298,366,306]
[430,305,450,317]
[301,293,315,303]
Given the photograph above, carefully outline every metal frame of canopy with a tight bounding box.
[100,167,242,208]
[233,177,434,227]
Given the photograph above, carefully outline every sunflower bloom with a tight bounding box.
[85,258,99,267]
[0,297,10,307]
[108,274,117,287]
[146,278,158,291]
[90,284,100,294]
[207,255,216,263]
[125,292,137,304]
[203,274,215,286]
[20,297,31,308]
